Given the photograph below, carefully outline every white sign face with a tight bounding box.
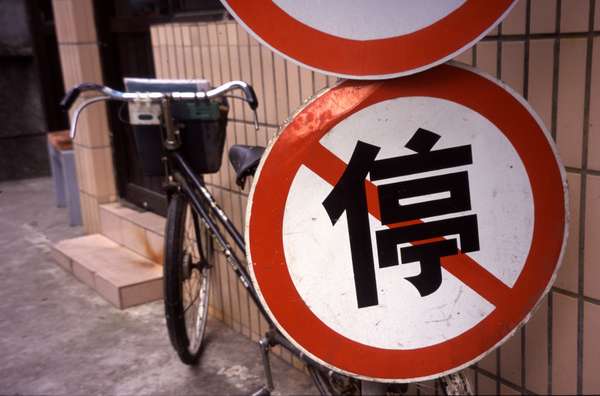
[283,97,533,350]
[222,0,517,79]
[247,64,568,382]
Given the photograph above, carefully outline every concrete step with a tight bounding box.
[98,202,165,265]
[51,234,163,309]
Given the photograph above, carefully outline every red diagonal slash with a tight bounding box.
[303,143,511,308]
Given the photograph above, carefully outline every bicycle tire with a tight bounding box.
[164,192,213,365]
[438,372,473,395]
[308,367,472,396]
[307,366,361,396]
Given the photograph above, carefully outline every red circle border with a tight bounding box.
[224,0,516,78]
[247,64,567,381]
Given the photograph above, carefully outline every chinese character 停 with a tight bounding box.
[323,128,480,308]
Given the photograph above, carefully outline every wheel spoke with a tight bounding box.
[183,281,202,313]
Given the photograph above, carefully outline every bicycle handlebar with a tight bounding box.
[61,80,259,139]
[61,80,258,110]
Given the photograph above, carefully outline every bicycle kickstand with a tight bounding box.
[251,336,274,396]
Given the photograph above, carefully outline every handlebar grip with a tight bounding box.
[246,84,259,110]
[60,87,81,110]
[60,83,106,110]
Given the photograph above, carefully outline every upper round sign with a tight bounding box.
[221,0,517,79]
[246,63,568,382]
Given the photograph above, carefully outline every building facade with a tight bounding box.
[52,0,600,394]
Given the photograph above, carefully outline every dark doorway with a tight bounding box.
[27,0,69,133]
[94,0,225,216]
[0,0,68,181]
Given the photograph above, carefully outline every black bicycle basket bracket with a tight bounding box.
[124,77,230,176]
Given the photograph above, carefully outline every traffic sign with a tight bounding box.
[246,63,568,382]
[221,0,517,79]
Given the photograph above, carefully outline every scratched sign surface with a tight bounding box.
[246,64,568,382]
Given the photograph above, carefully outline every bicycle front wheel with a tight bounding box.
[308,367,472,396]
[164,192,213,365]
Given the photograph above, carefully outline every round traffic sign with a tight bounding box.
[222,0,517,79]
[246,63,568,382]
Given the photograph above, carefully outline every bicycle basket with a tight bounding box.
[124,78,229,176]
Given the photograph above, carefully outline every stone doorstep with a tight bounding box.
[99,202,166,265]
[51,234,163,309]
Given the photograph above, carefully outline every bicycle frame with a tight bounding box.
[158,96,330,393]
[62,82,346,395]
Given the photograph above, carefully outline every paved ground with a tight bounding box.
[0,177,316,395]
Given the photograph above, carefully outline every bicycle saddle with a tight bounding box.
[228,144,265,188]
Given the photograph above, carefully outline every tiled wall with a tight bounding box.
[149,1,600,392]
[452,1,600,394]
[52,0,117,234]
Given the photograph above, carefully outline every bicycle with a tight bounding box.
[62,79,472,396]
